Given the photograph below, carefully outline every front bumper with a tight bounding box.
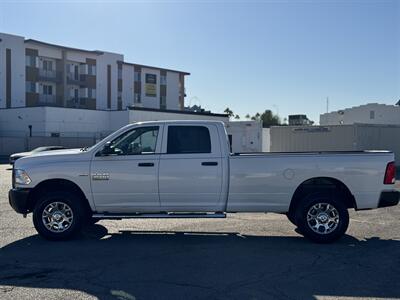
[9,188,32,214]
[378,191,400,208]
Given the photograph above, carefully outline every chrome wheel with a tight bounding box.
[42,202,74,233]
[307,203,339,235]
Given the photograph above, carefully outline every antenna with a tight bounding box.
[326,97,329,113]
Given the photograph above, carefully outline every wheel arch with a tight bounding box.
[289,177,356,216]
[27,178,92,215]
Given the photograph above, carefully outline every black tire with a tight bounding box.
[286,212,297,226]
[86,217,100,225]
[295,192,349,243]
[33,191,85,241]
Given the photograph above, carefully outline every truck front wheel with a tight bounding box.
[32,191,84,240]
[295,193,349,243]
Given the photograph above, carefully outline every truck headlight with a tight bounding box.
[14,169,32,185]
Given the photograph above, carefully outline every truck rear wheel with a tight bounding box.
[32,191,84,241]
[295,192,349,243]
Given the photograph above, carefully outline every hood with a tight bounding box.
[29,148,83,157]
[10,151,32,158]
[14,148,91,169]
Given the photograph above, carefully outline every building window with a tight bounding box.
[67,64,80,80]
[43,85,53,95]
[90,65,96,75]
[160,75,167,85]
[25,55,36,67]
[134,71,141,82]
[88,88,96,99]
[118,67,123,79]
[42,60,53,71]
[370,110,375,119]
[25,81,37,93]
[160,96,166,109]
[134,93,141,103]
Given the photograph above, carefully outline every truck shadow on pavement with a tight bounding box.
[0,224,399,300]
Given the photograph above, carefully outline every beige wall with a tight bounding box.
[270,125,357,152]
[270,124,400,165]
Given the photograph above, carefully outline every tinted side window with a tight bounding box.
[110,126,159,155]
[167,126,211,154]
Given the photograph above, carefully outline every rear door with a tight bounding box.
[158,124,224,211]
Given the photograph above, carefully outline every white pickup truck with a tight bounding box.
[9,121,399,243]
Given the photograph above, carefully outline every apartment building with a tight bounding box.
[0,32,188,111]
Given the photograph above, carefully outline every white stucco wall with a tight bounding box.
[122,64,134,108]
[0,33,26,108]
[66,51,97,64]
[96,51,123,110]
[262,128,270,152]
[109,110,130,131]
[320,103,400,125]
[43,107,113,136]
[0,107,129,137]
[166,71,180,110]
[0,107,47,136]
[25,42,63,60]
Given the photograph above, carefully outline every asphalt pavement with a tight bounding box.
[0,164,399,300]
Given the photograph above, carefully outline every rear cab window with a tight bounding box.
[167,126,211,154]
[161,123,222,157]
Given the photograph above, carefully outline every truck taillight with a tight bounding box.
[384,162,396,185]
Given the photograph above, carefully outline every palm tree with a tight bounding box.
[224,107,234,118]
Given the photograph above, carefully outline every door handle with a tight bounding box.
[201,162,218,166]
[138,162,154,167]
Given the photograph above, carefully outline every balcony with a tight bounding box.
[38,94,60,106]
[67,73,82,85]
[66,97,96,109]
[80,74,96,87]
[66,97,80,108]
[38,69,62,83]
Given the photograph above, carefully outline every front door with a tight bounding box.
[91,125,162,213]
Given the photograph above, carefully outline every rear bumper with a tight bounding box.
[9,188,31,214]
[378,191,400,208]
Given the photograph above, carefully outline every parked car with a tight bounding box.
[9,146,66,165]
[8,121,399,243]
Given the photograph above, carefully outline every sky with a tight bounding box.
[0,0,399,124]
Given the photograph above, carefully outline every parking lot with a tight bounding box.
[0,164,399,300]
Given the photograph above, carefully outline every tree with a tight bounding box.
[247,110,281,127]
[234,114,240,120]
[251,112,261,121]
[260,110,280,127]
[245,114,251,119]
[224,107,234,118]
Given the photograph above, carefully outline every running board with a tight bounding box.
[92,212,226,220]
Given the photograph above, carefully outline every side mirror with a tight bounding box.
[101,142,114,156]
